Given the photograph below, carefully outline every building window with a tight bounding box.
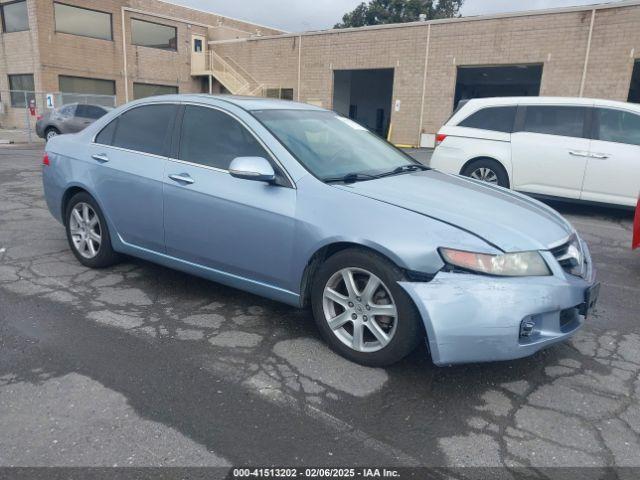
[1,0,29,33]
[133,83,178,100]
[54,3,112,41]
[59,75,116,105]
[131,18,177,51]
[265,88,294,100]
[8,74,34,107]
[629,61,640,104]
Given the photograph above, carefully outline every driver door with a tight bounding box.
[163,104,297,292]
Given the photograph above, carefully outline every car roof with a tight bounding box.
[131,94,326,112]
[459,96,640,110]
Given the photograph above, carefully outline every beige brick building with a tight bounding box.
[1,0,640,146]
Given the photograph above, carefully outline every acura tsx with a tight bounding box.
[42,95,599,367]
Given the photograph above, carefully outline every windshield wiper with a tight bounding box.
[324,172,379,184]
[379,164,430,177]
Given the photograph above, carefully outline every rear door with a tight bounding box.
[89,103,178,252]
[510,104,591,199]
[581,107,640,207]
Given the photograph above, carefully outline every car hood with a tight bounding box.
[334,170,574,252]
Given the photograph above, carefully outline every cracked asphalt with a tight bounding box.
[1,146,639,471]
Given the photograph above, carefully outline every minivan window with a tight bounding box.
[594,108,640,146]
[178,105,269,170]
[108,104,176,155]
[522,106,586,138]
[458,106,516,133]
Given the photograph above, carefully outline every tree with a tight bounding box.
[334,0,463,29]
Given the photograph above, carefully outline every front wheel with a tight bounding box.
[65,192,120,268]
[311,248,424,367]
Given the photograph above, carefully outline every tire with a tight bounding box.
[461,158,510,188]
[65,192,120,268]
[311,248,424,367]
[45,127,60,142]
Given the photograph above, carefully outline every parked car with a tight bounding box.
[36,103,111,141]
[431,97,640,208]
[42,95,598,367]
[634,197,640,250]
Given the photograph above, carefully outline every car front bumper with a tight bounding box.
[399,247,596,366]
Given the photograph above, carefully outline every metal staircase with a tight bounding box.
[192,51,264,96]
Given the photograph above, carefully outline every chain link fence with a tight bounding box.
[0,90,117,143]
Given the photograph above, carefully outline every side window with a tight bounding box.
[58,105,76,117]
[111,104,177,156]
[522,106,586,138]
[77,105,107,119]
[178,105,269,170]
[457,106,516,133]
[95,118,117,145]
[594,108,640,146]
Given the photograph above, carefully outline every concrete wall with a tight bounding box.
[212,3,640,146]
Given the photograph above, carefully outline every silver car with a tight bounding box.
[36,103,111,141]
[42,95,599,367]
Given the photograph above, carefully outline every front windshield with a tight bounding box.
[252,109,419,181]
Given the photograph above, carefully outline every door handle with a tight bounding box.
[569,150,590,157]
[91,153,109,163]
[590,153,609,159]
[169,173,195,185]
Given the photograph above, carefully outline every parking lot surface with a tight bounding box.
[1,146,639,470]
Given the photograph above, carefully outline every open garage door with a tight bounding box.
[629,60,640,103]
[454,64,542,109]
[332,69,394,137]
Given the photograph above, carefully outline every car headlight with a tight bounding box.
[439,248,551,277]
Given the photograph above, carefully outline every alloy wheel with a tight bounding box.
[69,202,102,259]
[470,167,498,184]
[46,130,58,141]
[322,267,397,353]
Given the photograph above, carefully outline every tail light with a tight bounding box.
[43,153,50,166]
[36,115,43,121]
[435,133,447,146]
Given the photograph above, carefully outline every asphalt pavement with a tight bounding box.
[1,146,639,474]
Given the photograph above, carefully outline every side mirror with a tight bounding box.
[229,156,276,183]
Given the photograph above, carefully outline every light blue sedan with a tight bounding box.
[42,95,599,366]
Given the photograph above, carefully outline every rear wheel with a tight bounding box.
[311,248,424,367]
[45,127,60,142]
[462,158,510,188]
[65,192,120,268]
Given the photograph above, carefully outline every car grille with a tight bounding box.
[550,235,586,278]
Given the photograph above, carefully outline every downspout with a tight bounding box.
[121,7,129,103]
[418,23,431,147]
[579,9,596,97]
[297,35,302,101]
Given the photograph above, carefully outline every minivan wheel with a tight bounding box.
[462,159,510,188]
[45,128,60,142]
[311,248,424,367]
[65,192,120,268]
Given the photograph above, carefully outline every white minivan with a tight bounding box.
[430,97,640,208]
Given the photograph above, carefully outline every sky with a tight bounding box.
[166,0,610,32]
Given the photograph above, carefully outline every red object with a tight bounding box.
[42,153,50,166]
[36,115,43,121]
[633,197,640,250]
[435,133,447,146]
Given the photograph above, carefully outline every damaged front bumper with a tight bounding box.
[399,248,597,366]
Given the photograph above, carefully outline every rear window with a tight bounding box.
[521,106,586,138]
[457,106,516,133]
[593,108,640,146]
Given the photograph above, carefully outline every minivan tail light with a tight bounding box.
[43,153,50,166]
[435,133,447,146]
